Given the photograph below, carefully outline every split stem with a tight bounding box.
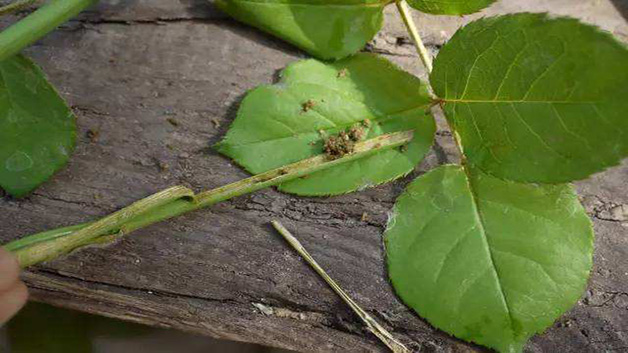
[0,0,96,61]
[4,131,415,268]
[13,186,195,267]
[271,220,410,353]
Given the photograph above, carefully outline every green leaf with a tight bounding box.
[385,165,593,353]
[216,53,435,196]
[215,0,388,60]
[431,13,628,183]
[408,0,495,15]
[0,54,76,197]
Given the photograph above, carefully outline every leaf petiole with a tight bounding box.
[395,3,465,159]
[395,0,433,74]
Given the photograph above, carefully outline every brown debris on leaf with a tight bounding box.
[323,124,366,159]
[348,125,364,141]
[324,132,354,159]
[301,99,316,113]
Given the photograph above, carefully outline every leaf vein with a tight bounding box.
[509,103,571,160]
[493,30,531,100]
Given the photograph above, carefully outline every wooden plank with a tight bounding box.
[1,1,627,351]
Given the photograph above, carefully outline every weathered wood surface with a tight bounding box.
[1,1,627,351]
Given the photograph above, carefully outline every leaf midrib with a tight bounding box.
[462,166,517,341]
[225,79,431,148]
[225,104,426,148]
[443,98,599,104]
[230,0,391,7]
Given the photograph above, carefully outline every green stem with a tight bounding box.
[4,131,415,268]
[0,0,37,16]
[395,0,433,74]
[271,220,411,353]
[0,0,96,62]
[394,4,466,163]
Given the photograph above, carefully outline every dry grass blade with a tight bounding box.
[271,220,412,353]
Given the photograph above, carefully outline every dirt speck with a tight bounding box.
[337,68,348,78]
[86,129,100,143]
[167,117,180,127]
[157,161,170,172]
[211,118,221,128]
